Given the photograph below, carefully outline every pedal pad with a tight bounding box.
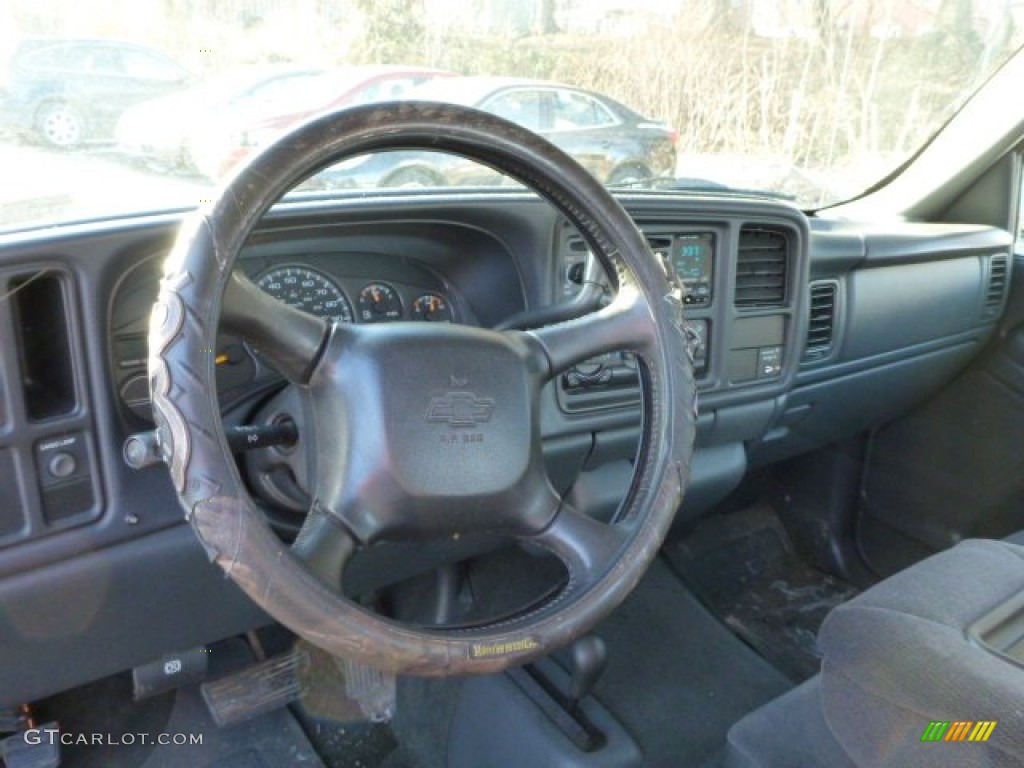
[201,647,309,727]
[0,707,28,733]
[0,723,61,768]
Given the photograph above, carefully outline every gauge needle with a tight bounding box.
[215,353,229,365]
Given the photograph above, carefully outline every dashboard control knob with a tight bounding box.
[566,261,585,285]
[48,452,77,479]
[573,362,603,377]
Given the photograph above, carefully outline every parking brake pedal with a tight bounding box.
[201,647,309,727]
[132,648,209,700]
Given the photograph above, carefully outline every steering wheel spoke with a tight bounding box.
[530,503,632,586]
[291,504,357,590]
[525,286,655,382]
[221,269,330,384]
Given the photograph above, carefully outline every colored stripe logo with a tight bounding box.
[921,721,996,742]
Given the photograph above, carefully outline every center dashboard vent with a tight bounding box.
[645,234,673,258]
[804,281,838,362]
[735,226,789,307]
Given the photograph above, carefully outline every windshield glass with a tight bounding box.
[1,1,1022,232]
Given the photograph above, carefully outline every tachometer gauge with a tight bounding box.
[357,282,403,322]
[256,266,353,323]
[411,293,453,322]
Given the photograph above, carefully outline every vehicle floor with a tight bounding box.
[28,555,800,768]
[663,505,859,683]
[376,556,796,768]
[588,556,793,767]
[33,637,326,768]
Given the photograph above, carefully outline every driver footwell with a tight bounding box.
[27,558,800,768]
[33,638,324,768]
[368,557,794,768]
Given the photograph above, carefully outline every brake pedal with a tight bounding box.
[201,647,309,727]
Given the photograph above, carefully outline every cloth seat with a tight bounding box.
[725,538,1024,767]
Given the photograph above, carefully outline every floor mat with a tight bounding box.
[592,558,792,768]
[663,505,858,682]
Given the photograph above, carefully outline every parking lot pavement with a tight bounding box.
[0,139,211,230]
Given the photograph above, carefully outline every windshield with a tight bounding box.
[1,1,1022,232]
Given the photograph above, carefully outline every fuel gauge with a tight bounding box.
[412,293,454,322]
[357,282,403,322]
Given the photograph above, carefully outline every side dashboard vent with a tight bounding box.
[804,281,837,362]
[984,254,1009,315]
[736,226,789,307]
[11,271,78,420]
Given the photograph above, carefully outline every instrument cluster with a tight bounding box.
[111,255,460,423]
[255,265,456,325]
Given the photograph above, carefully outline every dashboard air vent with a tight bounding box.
[804,281,837,361]
[645,235,673,259]
[735,226,789,307]
[984,254,1009,315]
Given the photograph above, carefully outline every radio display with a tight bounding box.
[673,233,713,280]
[672,232,714,305]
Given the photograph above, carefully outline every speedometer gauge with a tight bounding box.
[256,266,354,323]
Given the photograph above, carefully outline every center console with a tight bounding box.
[554,205,808,417]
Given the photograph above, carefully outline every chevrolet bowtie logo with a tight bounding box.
[425,391,495,428]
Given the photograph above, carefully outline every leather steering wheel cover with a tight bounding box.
[149,101,696,675]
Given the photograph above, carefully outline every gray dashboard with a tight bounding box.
[0,190,1013,705]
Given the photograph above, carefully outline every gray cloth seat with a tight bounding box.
[724,677,856,768]
[725,539,1024,767]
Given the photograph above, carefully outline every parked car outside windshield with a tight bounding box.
[116,65,455,180]
[316,76,679,189]
[0,37,192,148]
[114,66,330,174]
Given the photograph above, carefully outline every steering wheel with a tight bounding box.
[148,102,696,676]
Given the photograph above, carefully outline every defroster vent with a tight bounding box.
[736,226,789,307]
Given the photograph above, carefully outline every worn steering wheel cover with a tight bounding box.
[149,102,696,675]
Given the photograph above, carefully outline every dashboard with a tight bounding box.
[0,189,1013,706]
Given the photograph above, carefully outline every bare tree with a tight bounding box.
[536,0,559,35]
